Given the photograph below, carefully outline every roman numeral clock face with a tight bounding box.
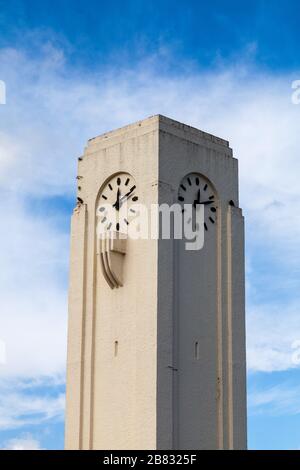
[97,173,139,233]
[178,173,217,232]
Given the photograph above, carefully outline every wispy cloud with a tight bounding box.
[1,433,43,450]
[0,377,64,431]
[247,304,300,373]
[0,194,68,379]
[249,382,300,416]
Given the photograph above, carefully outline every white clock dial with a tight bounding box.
[97,173,139,233]
[178,173,217,232]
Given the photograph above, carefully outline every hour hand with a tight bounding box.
[200,200,214,205]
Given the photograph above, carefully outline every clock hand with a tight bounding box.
[119,185,136,204]
[193,189,201,208]
[199,200,214,205]
[112,188,121,210]
[119,192,134,210]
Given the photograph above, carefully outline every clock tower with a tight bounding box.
[65,115,247,450]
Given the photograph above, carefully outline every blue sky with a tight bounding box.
[0,0,300,450]
[1,0,300,71]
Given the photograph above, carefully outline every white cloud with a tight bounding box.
[248,383,300,416]
[247,303,300,373]
[2,434,43,450]
[0,40,300,387]
[0,377,65,431]
[0,194,68,379]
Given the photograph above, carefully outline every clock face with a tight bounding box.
[177,173,217,232]
[97,173,139,233]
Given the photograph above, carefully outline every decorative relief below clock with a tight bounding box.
[96,173,138,289]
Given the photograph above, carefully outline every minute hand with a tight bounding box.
[112,188,121,210]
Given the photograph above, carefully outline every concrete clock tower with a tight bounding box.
[65,115,247,450]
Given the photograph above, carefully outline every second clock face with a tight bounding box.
[177,173,217,231]
[97,173,139,232]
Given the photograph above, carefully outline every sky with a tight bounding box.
[0,0,300,450]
